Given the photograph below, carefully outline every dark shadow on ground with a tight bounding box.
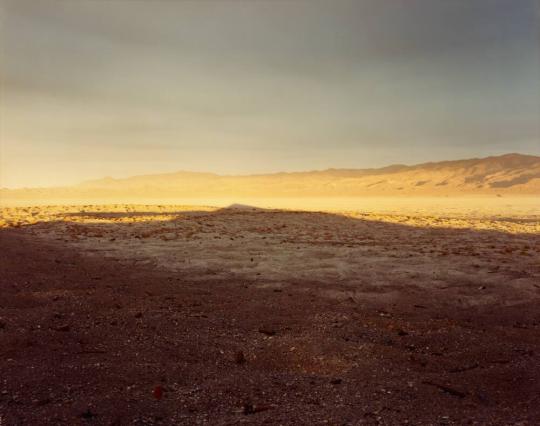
[1,206,540,424]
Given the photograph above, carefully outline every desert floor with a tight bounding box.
[1,201,540,425]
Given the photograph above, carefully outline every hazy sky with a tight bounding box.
[1,0,539,188]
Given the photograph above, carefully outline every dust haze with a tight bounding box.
[1,0,540,424]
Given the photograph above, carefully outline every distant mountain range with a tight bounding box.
[2,153,539,203]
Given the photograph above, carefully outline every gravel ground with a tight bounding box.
[1,206,540,425]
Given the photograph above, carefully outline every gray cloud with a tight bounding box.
[1,0,539,187]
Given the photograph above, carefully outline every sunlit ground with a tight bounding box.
[2,196,539,217]
[2,202,539,304]
[2,200,540,423]
[2,197,539,233]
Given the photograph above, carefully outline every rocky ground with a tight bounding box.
[1,204,540,425]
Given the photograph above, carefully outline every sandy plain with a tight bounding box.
[1,198,540,424]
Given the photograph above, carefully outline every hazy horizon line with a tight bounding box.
[2,151,538,190]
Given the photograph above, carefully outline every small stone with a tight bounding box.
[234,351,246,364]
[258,327,276,336]
[35,397,51,406]
[153,385,164,400]
[243,401,255,415]
[80,408,96,419]
[242,400,272,415]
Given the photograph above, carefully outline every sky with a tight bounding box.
[1,0,539,188]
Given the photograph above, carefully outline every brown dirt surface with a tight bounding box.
[1,205,540,425]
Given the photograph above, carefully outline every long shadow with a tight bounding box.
[2,203,539,311]
[2,204,539,296]
[17,202,540,236]
[1,204,540,423]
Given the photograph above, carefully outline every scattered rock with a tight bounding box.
[80,408,97,419]
[153,385,164,400]
[422,381,467,398]
[512,322,528,329]
[234,351,246,364]
[243,400,272,415]
[258,327,276,336]
[35,397,51,406]
[449,363,479,373]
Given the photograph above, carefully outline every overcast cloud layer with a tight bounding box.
[1,0,539,187]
